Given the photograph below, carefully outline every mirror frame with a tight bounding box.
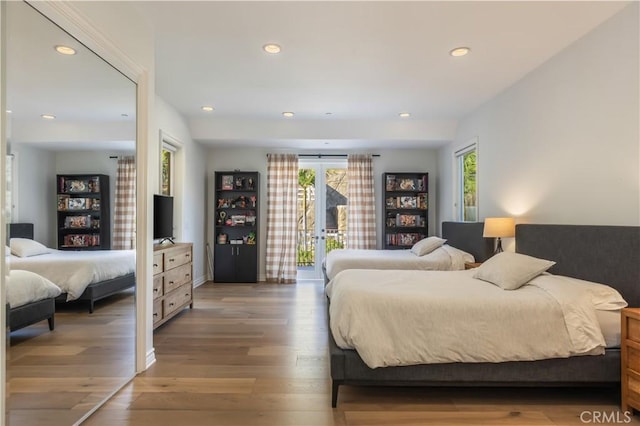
[0,1,152,424]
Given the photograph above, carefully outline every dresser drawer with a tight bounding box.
[164,263,192,294]
[153,299,163,325]
[628,345,640,374]
[153,275,164,300]
[153,253,164,275]
[164,246,192,271]
[628,316,640,344]
[164,285,192,316]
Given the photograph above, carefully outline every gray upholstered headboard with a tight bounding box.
[8,223,34,240]
[516,224,640,307]
[442,221,495,262]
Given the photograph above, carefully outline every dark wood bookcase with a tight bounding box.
[382,172,428,249]
[213,171,259,282]
[56,174,110,250]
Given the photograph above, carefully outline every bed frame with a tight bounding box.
[8,223,135,314]
[328,223,640,407]
[323,221,494,284]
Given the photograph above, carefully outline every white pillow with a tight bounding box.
[410,236,447,256]
[6,270,61,308]
[473,252,556,290]
[10,238,51,258]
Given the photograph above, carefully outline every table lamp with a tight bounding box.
[483,217,515,254]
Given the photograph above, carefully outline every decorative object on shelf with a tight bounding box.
[221,175,234,190]
[235,176,245,189]
[483,217,515,254]
[217,233,227,244]
[247,178,254,190]
[218,211,227,224]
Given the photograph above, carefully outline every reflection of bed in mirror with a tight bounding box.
[9,223,136,313]
[6,269,62,333]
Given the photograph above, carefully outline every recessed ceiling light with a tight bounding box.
[325,112,332,115]
[282,111,294,117]
[55,45,76,55]
[399,112,411,118]
[121,113,129,117]
[450,47,470,57]
[41,114,56,120]
[6,110,12,114]
[201,105,214,112]
[263,43,281,54]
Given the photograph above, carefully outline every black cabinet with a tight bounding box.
[213,171,258,283]
[382,172,428,249]
[56,174,110,250]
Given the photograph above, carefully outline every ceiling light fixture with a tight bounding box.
[55,45,76,55]
[6,110,12,114]
[201,106,214,112]
[282,112,294,117]
[263,43,281,54]
[450,47,470,57]
[399,112,411,118]
[41,114,56,120]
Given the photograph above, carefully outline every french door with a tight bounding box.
[297,159,348,280]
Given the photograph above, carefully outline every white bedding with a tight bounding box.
[6,270,62,309]
[326,268,626,368]
[324,244,473,281]
[9,249,135,301]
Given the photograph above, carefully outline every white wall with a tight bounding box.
[8,144,55,245]
[155,96,207,286]
[438,4,639,238]
[206,147,438,281]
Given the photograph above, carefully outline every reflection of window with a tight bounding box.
[161,143,175,195]
[6,154,15,222]
[454,140,477,222]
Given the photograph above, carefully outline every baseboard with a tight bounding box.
[145,348,156,370]
[193,275,207,288]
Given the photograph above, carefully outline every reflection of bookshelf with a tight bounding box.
[56,174,110,250]
[214,171,259,283]
[383,172,428,249]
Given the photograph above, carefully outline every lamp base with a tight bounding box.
[494,237,503,254]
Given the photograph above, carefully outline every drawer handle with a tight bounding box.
[153,313,158,317]
[169,258,175,262]
[185,253,190,257]
[169,303,175,307]
[153,263,158,268]
[185,293,189,297]
[153,288,159,293]
[185,274,190,278]
[169,281,174,284]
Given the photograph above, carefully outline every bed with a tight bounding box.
[326,223,640,407]
[323,221,494,283]
[8,223,136,313]
[6,269,62,333]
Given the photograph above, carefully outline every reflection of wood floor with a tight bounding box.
[7,289,135,426]
[85,281,636,426]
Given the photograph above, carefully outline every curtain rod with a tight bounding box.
[267,154,380,158]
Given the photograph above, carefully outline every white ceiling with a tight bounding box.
[6,1,631,151]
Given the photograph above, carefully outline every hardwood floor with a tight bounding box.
[7,289,135,426]
[85,280,638,426]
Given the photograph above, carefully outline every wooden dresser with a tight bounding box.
[153,242,193,329]
[622,307,640,413]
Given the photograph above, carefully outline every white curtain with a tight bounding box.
[113,156,136,250]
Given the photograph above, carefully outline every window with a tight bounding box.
[454,140,477,221]
[161,142,176,196]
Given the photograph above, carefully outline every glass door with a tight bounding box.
[297,159,348,280]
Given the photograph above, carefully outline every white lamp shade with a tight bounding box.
[483,217,515,238]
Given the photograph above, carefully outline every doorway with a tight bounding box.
[297,159,348,280]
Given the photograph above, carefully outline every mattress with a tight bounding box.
[596,309,621,348]
[9,249,135,301]
[326,268,626,368]
[324,244,474,281]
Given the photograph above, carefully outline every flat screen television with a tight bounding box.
[153,194,174,243]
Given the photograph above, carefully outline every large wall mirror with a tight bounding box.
[4,2,136,424]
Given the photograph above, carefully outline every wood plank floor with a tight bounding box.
[7,289,135,426]
[85,280,638,426]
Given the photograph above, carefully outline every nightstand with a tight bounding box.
[621,308,640,414]
[464,262,482,269]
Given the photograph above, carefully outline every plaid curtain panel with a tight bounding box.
[265,154,298,283]
[346,154,376,249]
[113,156,136,250]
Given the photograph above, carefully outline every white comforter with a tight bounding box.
[326,269,626,368]
[9,249,135,301]
[6,270,62,308]
[325,244,472,281]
